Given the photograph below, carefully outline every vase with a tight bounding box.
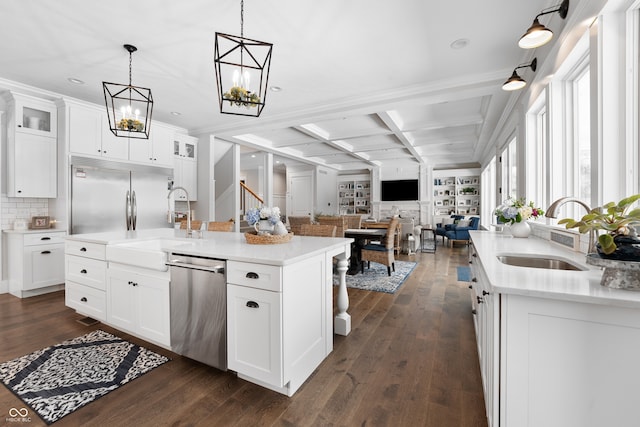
[254,219,274,235]
[509,221,531,238]
[596,235,640,262]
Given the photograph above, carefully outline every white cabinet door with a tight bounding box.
[69,105,102,156]
[106,268,137,332]
[12,133,56,197]
[136,275,170,346]
[227,283,283,386]
[100,114,129,160]
[150,124,174,167]
[14,95,57,138]
[26,244,65,290]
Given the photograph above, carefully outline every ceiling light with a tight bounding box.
[214,0,273,117]
[270,86,282,92]
[502,58,537,91]
[519,0,569,49]
[103,44,154,139]
[450,38,469,50]
[67,77,84,85]
[170,111,182,116]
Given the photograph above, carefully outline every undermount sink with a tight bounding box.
[496,255,587,271]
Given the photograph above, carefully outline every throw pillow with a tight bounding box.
[441,217,454,225]
[457,219,470,227]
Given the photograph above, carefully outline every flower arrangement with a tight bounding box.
[245,206,281,226]
[495,198,545,225]
[117,118,144,132]
[223,86,260,108]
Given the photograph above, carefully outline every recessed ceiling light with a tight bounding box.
[67,77,85,85]
[170,111,182,116]
[450,38,470,50]
[251,154,256,158]
[270,86,282,92]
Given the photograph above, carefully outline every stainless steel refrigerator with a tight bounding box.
[70,158,173,234]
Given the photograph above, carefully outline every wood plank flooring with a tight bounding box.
[0,244,487,427]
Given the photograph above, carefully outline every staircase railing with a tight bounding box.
[240,181,263,214]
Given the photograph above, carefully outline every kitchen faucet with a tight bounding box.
[546,197,598,254]
[167,186,194,238]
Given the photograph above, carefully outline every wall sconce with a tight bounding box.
[502,58,537,91]
[519,0,569,49]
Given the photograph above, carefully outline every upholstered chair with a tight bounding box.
[360,217,399,276]
[443,216,480,246]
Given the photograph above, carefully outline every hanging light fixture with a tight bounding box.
[103,44,154,139]
[502,58,537,91]
[518,0,570,49]
[214,0,273,117]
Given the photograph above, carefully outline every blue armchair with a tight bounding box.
[435,215,464,244]
[444,216,480,246]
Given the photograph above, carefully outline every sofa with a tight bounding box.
[435,215,465,244]
[443,216,480,246]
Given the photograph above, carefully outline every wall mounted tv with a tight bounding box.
[381,179,419,201]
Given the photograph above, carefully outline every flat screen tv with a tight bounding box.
[381,179,419,201]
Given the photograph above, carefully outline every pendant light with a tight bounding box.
[103,44,154,139]
[502,58,537,91]
[518,0,570,49]
[214,0,273,117]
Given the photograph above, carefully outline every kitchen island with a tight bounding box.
[469,230,640,427]
[65,228,352,396]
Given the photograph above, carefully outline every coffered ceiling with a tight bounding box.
[0,0,555,172]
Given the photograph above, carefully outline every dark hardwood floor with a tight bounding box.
[0,244,487,427]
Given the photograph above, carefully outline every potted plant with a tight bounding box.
[558,194,640,261]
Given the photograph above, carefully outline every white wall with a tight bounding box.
[316,167,338,214]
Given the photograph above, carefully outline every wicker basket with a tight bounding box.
[244,231,294,244]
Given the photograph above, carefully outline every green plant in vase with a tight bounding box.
[558,194,640,260]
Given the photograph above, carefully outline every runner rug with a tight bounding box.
[0,329,169,425]
[336,260,417,294]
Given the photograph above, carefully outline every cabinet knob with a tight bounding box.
[482,290,490,296]
[81,297,87,302]
[17,124,22,127]
[17,190,22,194]
[471,309,477,315]
[80,269,87,274]
[477,296,484,304]
[471,277,477,282]
[472,253,477,257]
[80,247,87,252]
[468,284,472,289]
[246,301,259,309]
[246,272,259,279]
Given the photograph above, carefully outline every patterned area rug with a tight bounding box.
[0,330,169,425]
[336,261,417,294]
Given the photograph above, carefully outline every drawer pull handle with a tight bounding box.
[245,272,259,279]
[41,250,51,254]
[80,247,87,252]
[246,301,259,309]
[81,297,87,302]
[80,269,87,274]
[41,237,51,241]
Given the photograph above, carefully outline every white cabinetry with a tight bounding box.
[129,123,173,167]
[227,255,329,396]
[172,134,198,201]
[65,240,107,321]
[4,92,57,198]
[106,264,170,347]
[67,102,128,160]
[5,230,66,298]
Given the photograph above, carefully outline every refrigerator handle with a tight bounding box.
[126,190,132,230]
[131,190,137,230]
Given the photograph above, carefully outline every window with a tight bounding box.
[481,157,497,228]
[526,93,547,208]
[501,136,517,202]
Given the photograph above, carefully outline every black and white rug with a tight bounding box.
[336,260,417,294]
[0,330,169,424]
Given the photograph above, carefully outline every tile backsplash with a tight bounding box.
[1,194,49,230]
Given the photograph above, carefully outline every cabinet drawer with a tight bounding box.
[66,281,106,321]
[66,255,106,290]
[227,261,282,292]
[65,240,106,260]
[24,232,66,246]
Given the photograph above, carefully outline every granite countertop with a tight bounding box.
[67,228,353,267]
[469,230,640,308]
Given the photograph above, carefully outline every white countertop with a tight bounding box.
[67,228,353,267]
[470,230,640,308]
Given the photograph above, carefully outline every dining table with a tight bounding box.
[344,228,389,275]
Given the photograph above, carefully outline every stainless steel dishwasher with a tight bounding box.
[166,253,227,371]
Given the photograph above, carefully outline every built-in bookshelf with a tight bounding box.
[338,176,371,215]
[433,174,479,216]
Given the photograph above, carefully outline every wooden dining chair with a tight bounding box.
[288,216,312,235]
[360,217,399,276]
[180,220,202,230]
[317,216,347,237]
[342,214,362,230]
[299,224,337,237]
[207,220,234,232]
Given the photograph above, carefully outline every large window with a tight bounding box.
[481,157,497,228]
[501,136,517,202]
[526,93,547,207]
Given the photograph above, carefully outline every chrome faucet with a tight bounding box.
[167,186,193,237]
[546,197,597,254]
